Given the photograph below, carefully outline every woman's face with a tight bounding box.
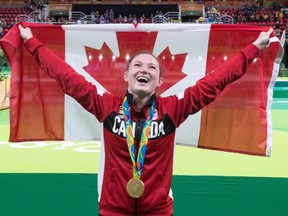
[124,53,163,98]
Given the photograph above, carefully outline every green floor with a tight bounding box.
[0,174,287,216]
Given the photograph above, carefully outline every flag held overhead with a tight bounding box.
[0,23,283,157]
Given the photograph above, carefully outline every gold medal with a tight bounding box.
[126,178,145,198]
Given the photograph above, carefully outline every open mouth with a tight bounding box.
[136,76,149,83]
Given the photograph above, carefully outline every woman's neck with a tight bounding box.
[132,95,151,112]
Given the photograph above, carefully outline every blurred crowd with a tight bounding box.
[0,0,287,39]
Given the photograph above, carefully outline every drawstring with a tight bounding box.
[134,199,138,216]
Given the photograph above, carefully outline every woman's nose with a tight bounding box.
[139,65,149,73]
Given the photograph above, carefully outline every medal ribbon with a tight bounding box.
[122,96,155,179]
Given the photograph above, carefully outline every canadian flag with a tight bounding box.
[0,22,283,156]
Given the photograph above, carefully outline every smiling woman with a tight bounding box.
[1,22,281,216]
[124,52,164,111]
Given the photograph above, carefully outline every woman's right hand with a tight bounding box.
[18,24,33,42]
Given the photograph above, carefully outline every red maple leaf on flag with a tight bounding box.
[83,31,187,95]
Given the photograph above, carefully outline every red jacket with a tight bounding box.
[25,37,259,215]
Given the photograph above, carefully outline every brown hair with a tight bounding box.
[127,52,162,77]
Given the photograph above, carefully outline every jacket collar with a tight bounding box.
[126,91,156,108]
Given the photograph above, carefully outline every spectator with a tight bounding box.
[109,9,114,23]
[140,14,146,23]
[275,20,281,37]
[0,27,3,39]
[118,14,123,23]
[91,11,96,24]
[99,15,105,24]
[123,15,128,23]
[0,18,6,28]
